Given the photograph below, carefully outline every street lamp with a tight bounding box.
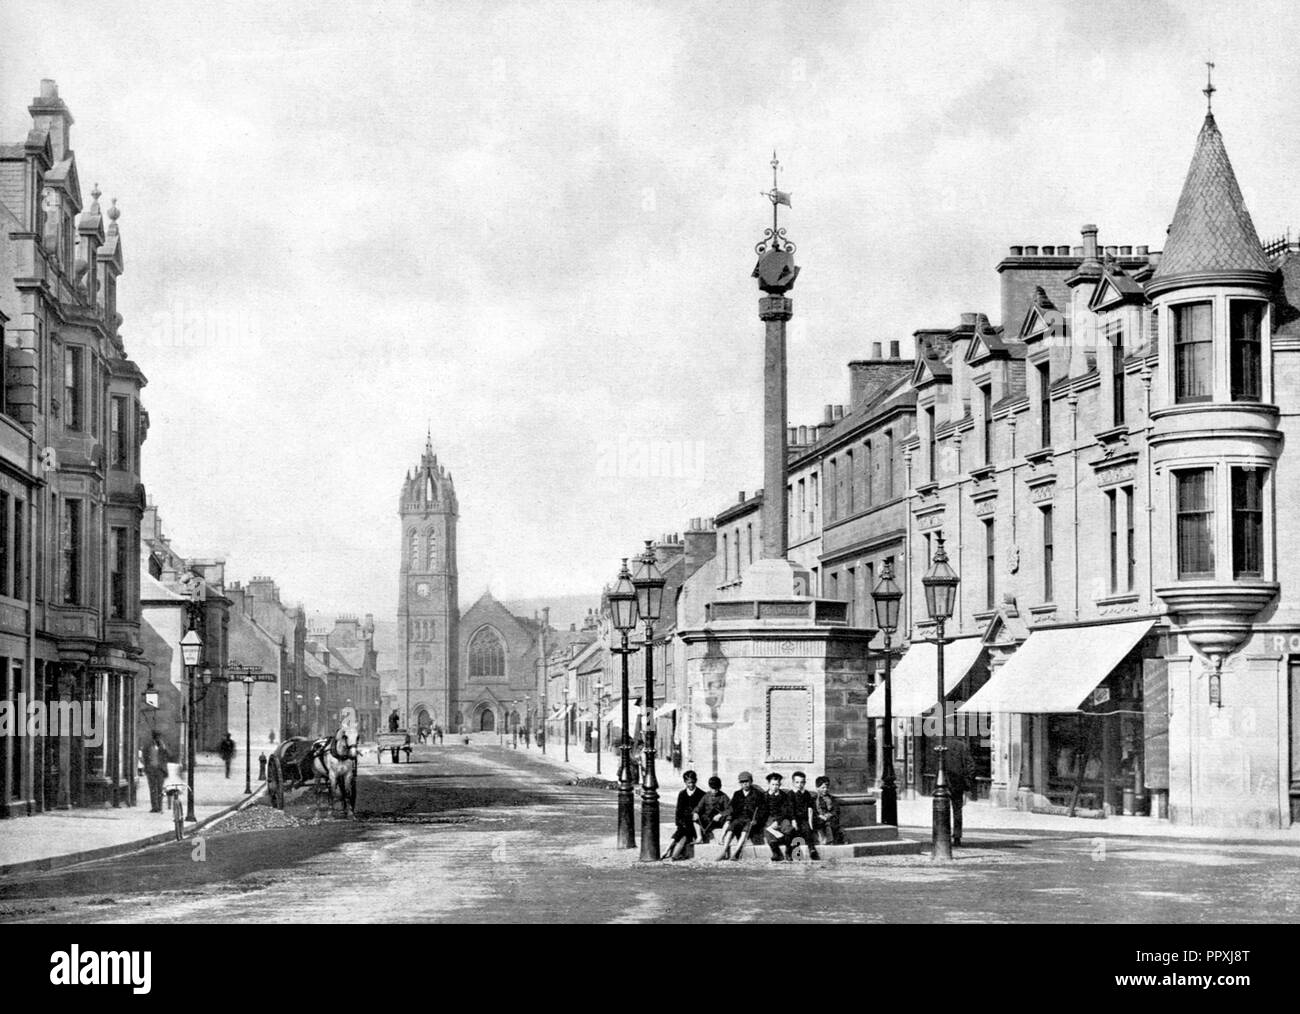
[872,559,903,827]
[609,558,640,849]
[921,530,960,861]
[562,685,571,763]
[632,541,665,862]
[241,673,255,794]
[282,689,290,742]
[593,681,605,776]
[524,694,531,747]
[314,694,321,736]
[180,627,203,823]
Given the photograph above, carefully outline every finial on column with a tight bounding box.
[753,152,799,293]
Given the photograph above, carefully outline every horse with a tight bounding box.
[310,710,359,816]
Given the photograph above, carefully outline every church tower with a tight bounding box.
[397,433,459,731]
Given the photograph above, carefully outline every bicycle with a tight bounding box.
[164,781,188,841]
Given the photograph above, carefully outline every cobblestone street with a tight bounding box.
[2,743,1297,924]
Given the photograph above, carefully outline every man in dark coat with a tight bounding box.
[788,771,820,860]
[663,770,705,860]
[762,772,796,861]
[813,775,843,845]
[144,732,170,812]
[944,737,977,846]
[218,732,236,778]
[716,771,766,861]
[693,775,731,844]
[388,710,400,733]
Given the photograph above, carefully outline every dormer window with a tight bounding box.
[1229,301,1264,401]
[1173,302,1212,403]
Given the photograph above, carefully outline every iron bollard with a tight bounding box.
[258,752,268,781]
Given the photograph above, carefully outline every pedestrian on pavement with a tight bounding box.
[716,771,766,861]
[813,775,843,845]
[762,772,796,861]
[663,770,705,861]
[693,775,731,844]
[944,736,977,846]
[388,709,400,733]
[436,725,444,744]
[789,771,820,860]
[218,732,236,778]
[144,732,170,813]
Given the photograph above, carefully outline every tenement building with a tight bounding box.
[898,102,1300,828]
[0,81,148,816]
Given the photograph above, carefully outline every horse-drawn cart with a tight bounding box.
[267,710,360,814]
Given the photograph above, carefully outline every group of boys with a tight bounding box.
[663,769,843,863]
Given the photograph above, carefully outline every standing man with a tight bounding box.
[218,732,236,779]
[762,772,796,862]
[663,770,705,861]
[945,736,977,846]
[717,771,766,861]
[693,775,731,844]
[144,732,170,812]
[788,771,820,860]
[388,709,400,733]
[813,775,843,845]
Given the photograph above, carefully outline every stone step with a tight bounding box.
[842,824,900,844]
[819,838,925,858]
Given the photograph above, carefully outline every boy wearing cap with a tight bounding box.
[789,771,820,860]
[693,775,731,844]
[763,772,796,861]
[717,771,766,860]
[813,775,843,845]
[663,770,706,861]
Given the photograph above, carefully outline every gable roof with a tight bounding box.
[911,352,951,387]
[1018,286,1066,343]
[966,321,1026,364]
[1148,113,1273,295]
[1088,263,1147,312]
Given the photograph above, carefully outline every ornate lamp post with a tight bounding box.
[608,559,640,849]
[632,542,666,862]
[921,531,960,861]
[180,628,203,823]
[241,673,255,794]
[872,559,903,826]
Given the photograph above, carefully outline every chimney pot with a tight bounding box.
[738,491,746,503]
[1105,246,1118,257]
[1057,245,1072,256]
[1024,246,1039,257]
[40,79,58,99]
[960,312,977,326]
[833,404,845,420]
[1120,245,1132,256]
[1072,246,1084,256]
[1009,245,1023,256]
[798,425,808,444]
[823,404,834,424]
[1136,245,1149,256]
[871,341,883,358]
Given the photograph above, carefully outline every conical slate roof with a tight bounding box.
[1150,113,1272,293]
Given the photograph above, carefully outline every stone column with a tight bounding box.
[760,294,792,559]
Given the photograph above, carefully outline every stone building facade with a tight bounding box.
[900,106,1300,828]
[0,81,148,816]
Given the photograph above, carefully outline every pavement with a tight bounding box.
[0,753,266,876]
[509,732,1300,844]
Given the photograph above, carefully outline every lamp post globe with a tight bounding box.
[871,559,903,827]
[631,542,665,861]
[608,559,640,849]
[921,531,959,861]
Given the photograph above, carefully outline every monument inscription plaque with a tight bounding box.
[766,685,813,763]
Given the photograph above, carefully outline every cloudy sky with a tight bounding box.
[3,0,1299,618]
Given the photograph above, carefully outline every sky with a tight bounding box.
[3,0,1300,619]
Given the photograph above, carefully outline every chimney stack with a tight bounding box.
[890,340,900,358]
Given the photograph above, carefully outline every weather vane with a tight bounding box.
[755,149,794,255]
[1204,58,1216,113]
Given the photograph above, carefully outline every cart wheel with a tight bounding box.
[268,757,284,809]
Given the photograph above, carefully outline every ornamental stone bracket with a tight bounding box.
[1025,476,1056,504]
[915,507,945,531]
[971,484,998,517]
[1091,450,1139,487]
[1155,581,1279,665]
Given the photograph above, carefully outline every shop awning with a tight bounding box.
[654,702,678,719]
[958,619,1154,714]
[865,636,984,718]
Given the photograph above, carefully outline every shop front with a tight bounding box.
[961,618,1166,817]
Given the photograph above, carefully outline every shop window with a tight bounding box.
[1231,468,1265,578]
[1230,301,1264,402]
[1175,469,1214,579]
[1173,302,1212,403]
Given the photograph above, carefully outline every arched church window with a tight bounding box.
[425,529,436,569]
[468,627,506,680]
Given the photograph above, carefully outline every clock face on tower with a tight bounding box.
[416,582,430,598]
